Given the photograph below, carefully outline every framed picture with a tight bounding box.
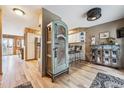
[100,32,109,39]
[17,39,21,47]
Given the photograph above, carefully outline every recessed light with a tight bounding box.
[13,8,25,16]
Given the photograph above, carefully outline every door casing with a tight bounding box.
[0,9,2,75]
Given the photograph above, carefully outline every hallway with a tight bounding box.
[0,55,27,87]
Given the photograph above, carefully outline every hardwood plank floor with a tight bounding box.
[0,55,124,88]
[0,55,27,88]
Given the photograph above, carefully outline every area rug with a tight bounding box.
[90,72,124,88]
[15,81,33,88]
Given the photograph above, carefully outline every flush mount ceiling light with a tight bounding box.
[87,7,101,21]
[13,8,25,16]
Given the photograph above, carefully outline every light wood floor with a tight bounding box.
[1,55,124,88]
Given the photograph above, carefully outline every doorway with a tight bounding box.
[2,38,14,56]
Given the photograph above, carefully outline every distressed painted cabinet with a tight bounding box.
[46,20,69,82]
[91,44,121,68]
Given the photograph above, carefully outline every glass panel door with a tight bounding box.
[2,38,8,55]
[8,38,14,55]
[2,38,14,56]
[52,21,68,74]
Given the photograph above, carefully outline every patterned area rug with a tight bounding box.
[90,72,124,88]
[15,81,33,88]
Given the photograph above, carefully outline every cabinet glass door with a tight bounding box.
[52,21,68,74]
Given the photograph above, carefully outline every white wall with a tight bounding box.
[1,5,39,36]
[27,32,35,59]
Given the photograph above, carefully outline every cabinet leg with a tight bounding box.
[67,68,69,74]
[52,76,55,82]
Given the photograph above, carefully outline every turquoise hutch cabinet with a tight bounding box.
[46,20,69,82]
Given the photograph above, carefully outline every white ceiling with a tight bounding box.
[43,5,124,29]
[0,5,40,36]
[0,5,124,35]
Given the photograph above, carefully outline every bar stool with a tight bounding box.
[75,46,80,62]
[79,46,82,62]
[68,45,72,64]
[71,46,75,63]
[69,45,75,64]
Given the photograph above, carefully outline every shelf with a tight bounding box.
[69,42,84,44]
[47,54,51,57]
[47,41,51,44]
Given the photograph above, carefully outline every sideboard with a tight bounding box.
[91,44,121,68]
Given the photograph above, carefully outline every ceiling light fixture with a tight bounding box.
[13,8,25,16]
[87,7,101,21]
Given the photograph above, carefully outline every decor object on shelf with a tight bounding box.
[80,32,85,42]
[15,81,33,88]
[100,32,109,39]
[87,7,101,21]
[91,36,96,45]
[46,20,69,82]
[106,37,115,44]
[90,72,124,88]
